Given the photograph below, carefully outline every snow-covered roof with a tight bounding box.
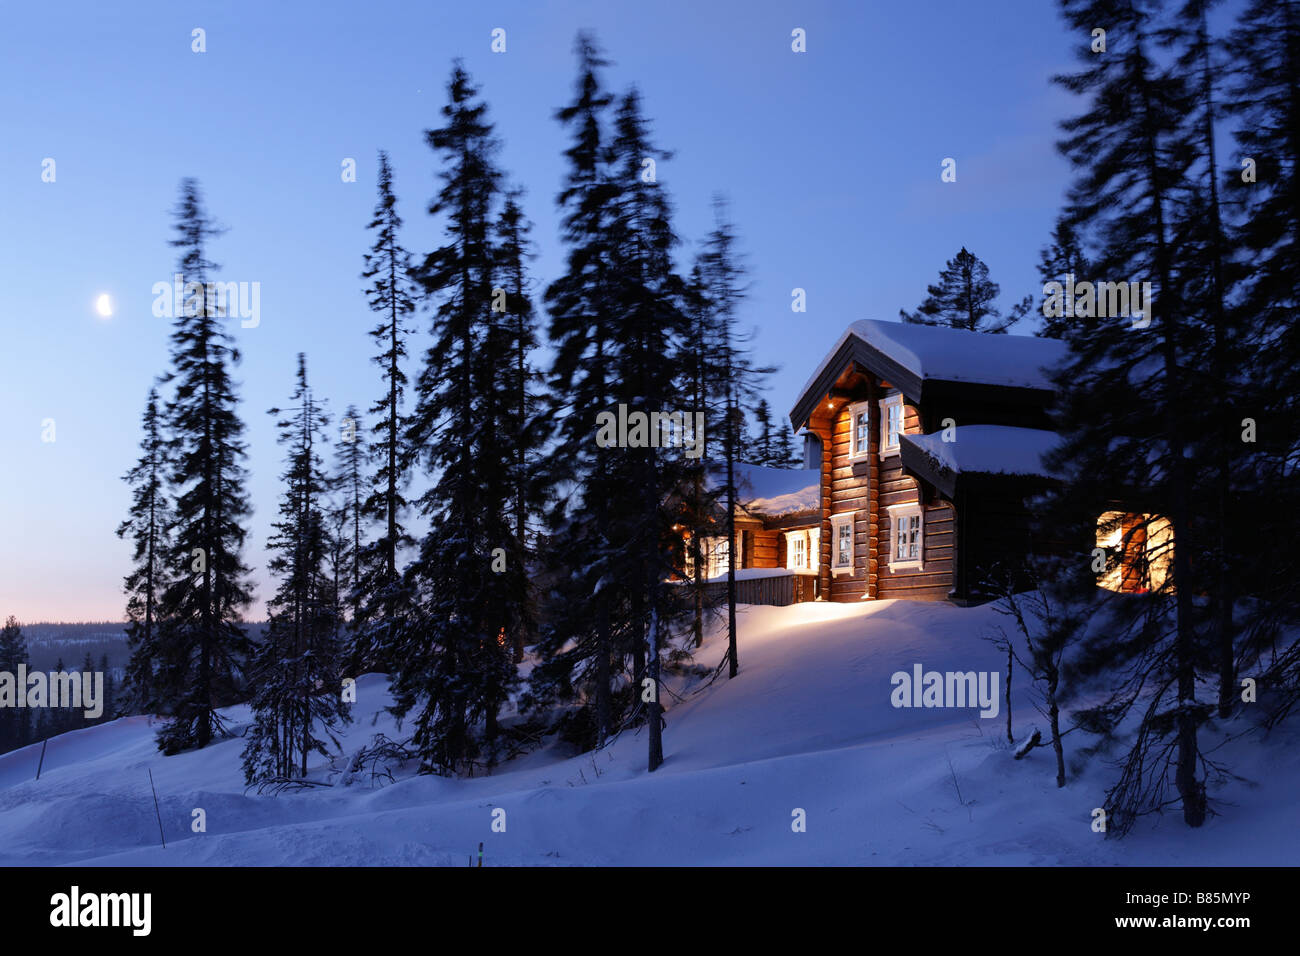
[798,320,1068,400]
[901,426,1061,480]
[709,462,820,517]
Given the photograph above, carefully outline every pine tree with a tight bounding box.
[79,652,95,729]
[900,246,1027,333]
[749,398,775,465]
[1165,0,1247,720]
[0,617,30,751]
[528,40,694,770]
[153,179,254,754]
[1033,217,1092,339]
[50,656,73,737]
[99,653,115,722]
[1044,0,1208,832]
[527,34,624,749]
[605,86,694,769]
[492,189,543,664]
[333,404,366,623]
[387,64,518,774]
[678,265,721,649]
[351,151,416,676]
[697,197,773,679]
[116,387,170,716]
[774,416,800,467]
[1225,0,1300,724]
[747,398,802,467]
[242,355,350,783]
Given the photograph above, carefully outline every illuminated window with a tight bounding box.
[849,402,870,458]
[880,395,904,455]
[831,512,855,576]
[1095,511,1173,593]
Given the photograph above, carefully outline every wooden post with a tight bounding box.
[148,769,166,849]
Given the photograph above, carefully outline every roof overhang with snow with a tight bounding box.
[788,320,1066,432]
[710,461,820,520]
[899,426,1062,498]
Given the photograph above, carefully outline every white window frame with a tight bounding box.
[785,530,808,571]
[887,502,924,571]
[705,534,731,579]
[848,401,871,460]
[831,511,856,576]
[879,395,904,457]
[784,528,820,573]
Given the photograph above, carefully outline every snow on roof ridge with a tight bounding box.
[797,319,1068,404]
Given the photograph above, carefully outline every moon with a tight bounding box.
[95,293,113,318]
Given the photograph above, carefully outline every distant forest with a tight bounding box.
[18,622,268,673]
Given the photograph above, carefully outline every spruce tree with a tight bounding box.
[697,197,773,679]
[0,617,30,751]
[333,403,366,624]
[528,40,695,770]
[900,246,1027,333]
[242,354,349,783]
[116,387,170,716]
[606,87,693,768]
[679,264,722,649]
[1034,217,1092,339]
[527,34,624,749]
[153,179,253,754]
[49,656,73,737]
[79,652,95,729]
[351,151,416,676]
[492,189,543,664]
[1225,0,1300,724]
[1045,0,1208,832]
[99,653,115,722]
[387,64,518,774]
[749,398,775,465]
[1165,0,1247,719]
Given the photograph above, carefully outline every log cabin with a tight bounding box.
[684,319,1170,605]
[786,320,1067,604]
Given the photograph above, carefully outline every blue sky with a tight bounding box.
[0,0,1081,621]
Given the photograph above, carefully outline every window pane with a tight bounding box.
[885,403,902,446]
[854,411,868,453]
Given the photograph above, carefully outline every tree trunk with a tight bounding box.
[1005,643,1014,744]
[647,607,663,772]
[1047,667,1065,789]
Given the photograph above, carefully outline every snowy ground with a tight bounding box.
[1,599,1295,866]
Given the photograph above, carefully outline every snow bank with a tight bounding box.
[2,602,1295,866]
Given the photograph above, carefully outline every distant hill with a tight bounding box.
[14,621,268,672]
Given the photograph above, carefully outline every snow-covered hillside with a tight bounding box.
[1,599,1294,866]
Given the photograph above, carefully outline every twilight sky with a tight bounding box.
[0,0,1082,622]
